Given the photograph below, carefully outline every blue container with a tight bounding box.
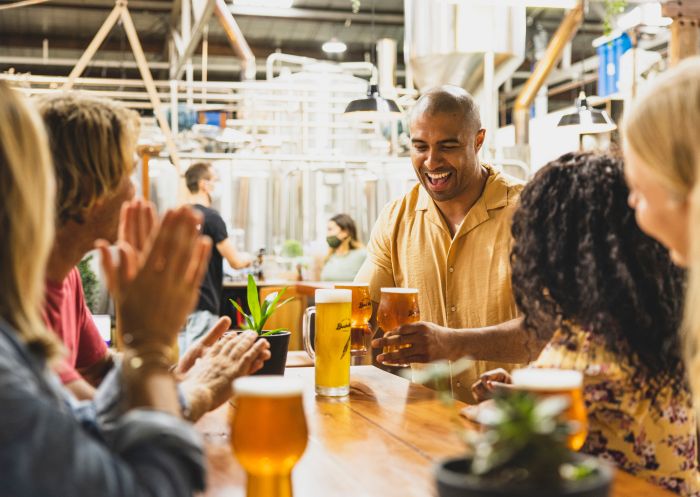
[596,32,632,97]
[612,33,632,93]
[204,111,222,127]
[597,43,608,97]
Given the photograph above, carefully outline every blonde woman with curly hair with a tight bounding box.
[0,81,212,496]
[621,57,700,407]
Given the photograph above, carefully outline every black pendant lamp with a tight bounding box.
[343,0,402,120]
[344,83,402,119]
[557,91,617,134]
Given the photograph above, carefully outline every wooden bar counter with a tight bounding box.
[195,366,676,497]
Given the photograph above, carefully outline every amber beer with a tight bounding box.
[511,368,588,451]
[335,283,372,356]
[377,288,420,367]
[302,289,352,396]
[230,377,308,497]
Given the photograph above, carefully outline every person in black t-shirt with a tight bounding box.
[179,162,252,353]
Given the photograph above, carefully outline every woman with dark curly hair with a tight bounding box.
[473,152,699,496]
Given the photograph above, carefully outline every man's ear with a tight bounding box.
[474,129,486,153]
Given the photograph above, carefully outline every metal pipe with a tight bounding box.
[513,1,584,145]
[376,38,397,96]
[339,61,377,81]
[201,25,208,104]
[266,52,316,80]
[214,0,256,80]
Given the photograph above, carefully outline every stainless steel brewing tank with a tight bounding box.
[404,0,526,93]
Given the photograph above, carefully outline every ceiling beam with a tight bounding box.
[19,0,404,24]
[0,31,404,58]
[228,5,403,25]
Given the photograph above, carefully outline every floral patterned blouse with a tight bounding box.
[532,327,700,497]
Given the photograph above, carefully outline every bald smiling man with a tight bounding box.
[356,86,528,403]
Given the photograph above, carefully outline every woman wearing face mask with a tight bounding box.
[320,214,367,282]
[621,57,700,410]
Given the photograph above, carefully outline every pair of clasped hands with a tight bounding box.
[96,200,271,421]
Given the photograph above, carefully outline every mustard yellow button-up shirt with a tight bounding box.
[355,165,524,402]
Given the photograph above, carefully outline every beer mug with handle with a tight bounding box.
[302,289,352,397]
[230,376,308,497]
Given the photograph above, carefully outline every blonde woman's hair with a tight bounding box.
[621,57,700,404]
[35,93,140,225]
[0,81,60,358]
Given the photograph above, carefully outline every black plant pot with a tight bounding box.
[253,331,291,376]
[435,456,612,497]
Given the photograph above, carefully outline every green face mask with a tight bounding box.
[326,235,342,249]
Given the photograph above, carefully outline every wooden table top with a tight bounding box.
[195,366,676,497]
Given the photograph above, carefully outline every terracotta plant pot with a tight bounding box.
[435,456,612,497]
[253,330,291,376]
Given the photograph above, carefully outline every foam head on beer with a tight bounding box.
[380,287,419,294]
[315,288,352,303]
[233,376,304,397]
[511,368,583,391]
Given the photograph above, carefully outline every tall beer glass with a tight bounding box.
[511,368,588,451]
[302,289,352,396]
[335,283,372,356]
[230,377,308,497]
[377,287,420,367]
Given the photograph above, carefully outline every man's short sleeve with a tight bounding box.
[205,211,228,245]
[354,202,396,303]
[56,360,81,384]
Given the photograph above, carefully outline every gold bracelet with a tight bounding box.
[123,344,174,373]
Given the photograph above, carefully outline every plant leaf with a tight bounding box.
[246,274,261,327]
[229,298,249,324]
[259,294,294,330]
[260,291,280,321]
[260,328,287,336]
[244,315,255,331]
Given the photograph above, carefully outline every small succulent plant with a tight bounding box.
[412,360,599,487]
[230,274,294,336]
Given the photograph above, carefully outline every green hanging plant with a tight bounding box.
[350,0,360,14]
[78,255,99,314]
[603,0,628,36]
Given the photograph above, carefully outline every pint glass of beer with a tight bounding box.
[511,368,588,451]
[377,287,420,368]
[335,283,372,356]
[302,289,352,396]
[230,376,308,497]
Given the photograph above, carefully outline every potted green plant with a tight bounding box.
[412,361,612,497]
[230,274,294,375]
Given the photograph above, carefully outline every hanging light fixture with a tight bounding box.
[322,37,347,54]
[557,91,617,134]
[343,0,402,120]
[344,83,402,118]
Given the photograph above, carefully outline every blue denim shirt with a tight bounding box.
[0,318,206,497]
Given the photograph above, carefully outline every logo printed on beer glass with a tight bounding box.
[336,318,352,331]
